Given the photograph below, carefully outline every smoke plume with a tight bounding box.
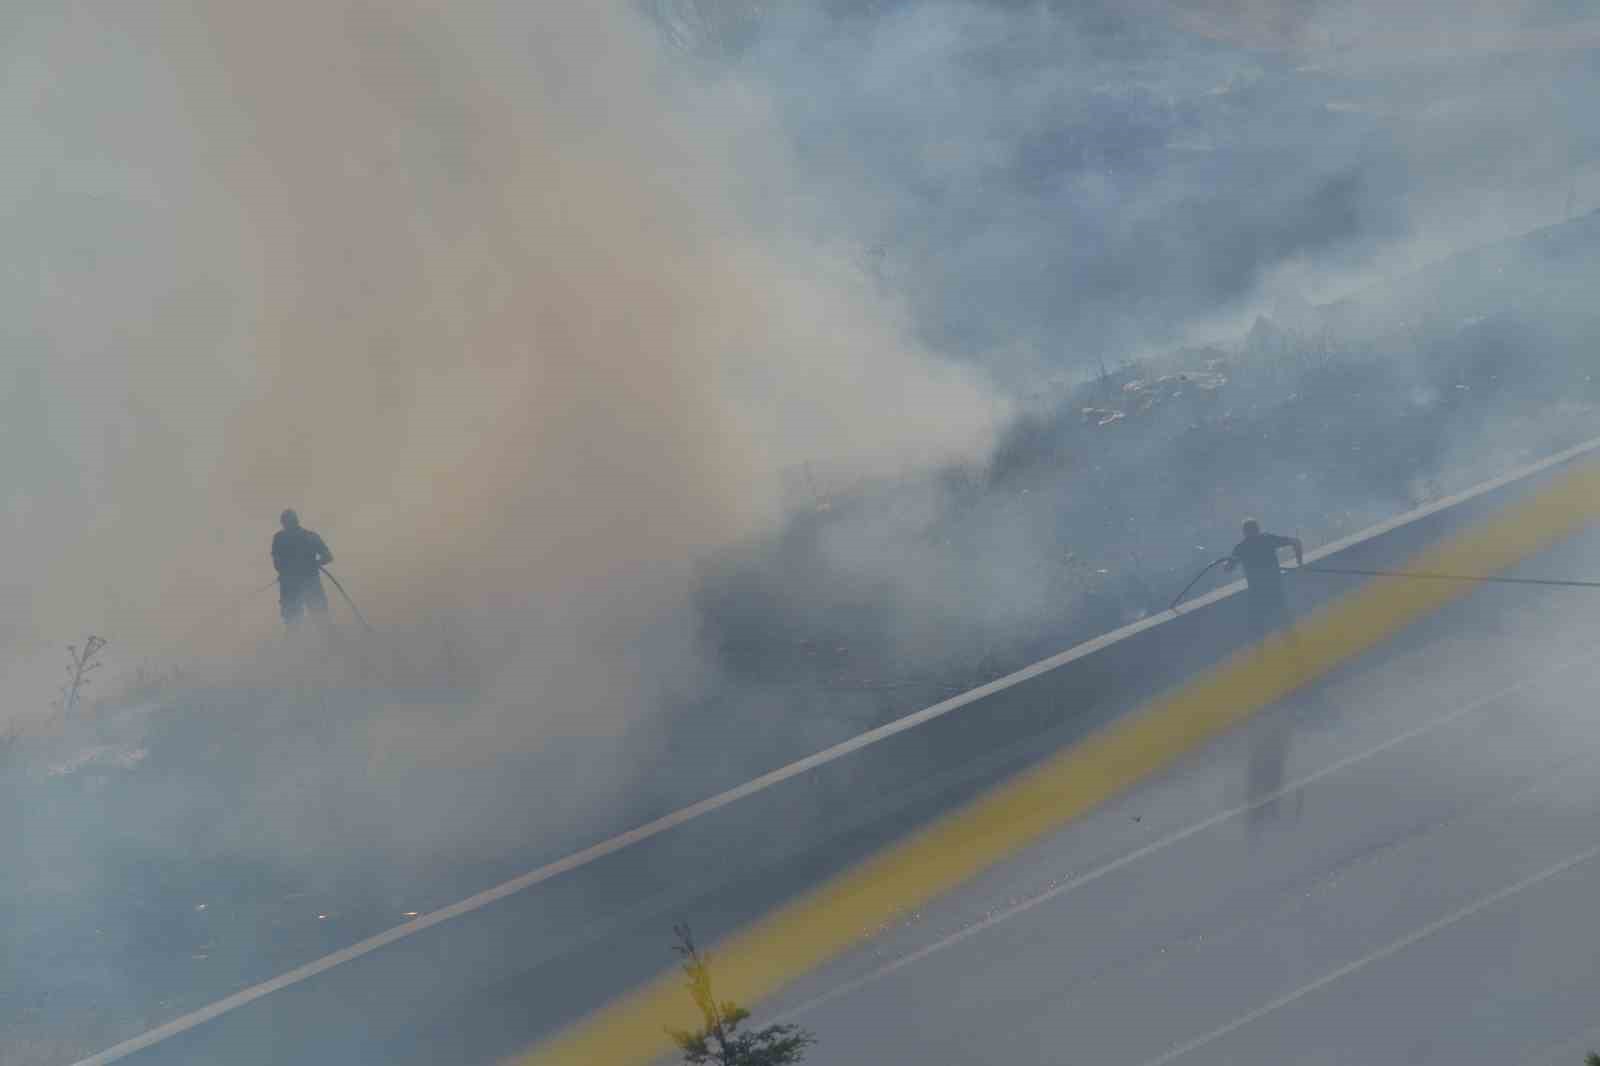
[0,2,1003,735]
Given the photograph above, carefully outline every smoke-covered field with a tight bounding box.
[3,1,1598,1060]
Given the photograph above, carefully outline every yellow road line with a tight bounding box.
[518,458,1600,1066]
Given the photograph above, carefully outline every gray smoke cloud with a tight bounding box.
[681,0,1600,374]
[663,0,1600,725]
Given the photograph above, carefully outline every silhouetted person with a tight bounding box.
[1224,518,1303,639]
[272,509,332,626]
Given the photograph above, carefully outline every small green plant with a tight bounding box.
[666,924,814,1066]
[1584,1052,1598,1066]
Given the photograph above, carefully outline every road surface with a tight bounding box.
[765,524,1600,1066]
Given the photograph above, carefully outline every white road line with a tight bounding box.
[70,436,1600,1065]
[1137,841,1600,1066]
[775,650,1595,1021]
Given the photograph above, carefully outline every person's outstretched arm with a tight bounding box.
[314,534,334,568]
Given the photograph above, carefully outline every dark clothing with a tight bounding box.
[1231,532,1295,596]
[1232,532,1296,637]
[272,526,333,624]
[1245,585,1290,640]
[272,527,332,578]
[278,571,329,624]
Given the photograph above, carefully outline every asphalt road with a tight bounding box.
[67,522,1600,1066]
[765,525,1600,1066]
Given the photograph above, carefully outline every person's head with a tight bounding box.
[281,508,300,530]
[1242,518,1261,538]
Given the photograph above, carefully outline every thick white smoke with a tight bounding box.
[0,2,1005,737]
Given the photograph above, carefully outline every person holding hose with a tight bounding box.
[271,508,333,627]
[1224,518,1303,639]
